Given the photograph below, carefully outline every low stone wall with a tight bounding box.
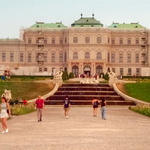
[113,83,150,105]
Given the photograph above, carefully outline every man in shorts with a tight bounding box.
[63,95,70,119]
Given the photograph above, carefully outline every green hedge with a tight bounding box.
[129,105,150,117]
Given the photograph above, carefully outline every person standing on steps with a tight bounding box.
[0,97,11,133]
[101,99,106,120]
[35,95,45,122]
[63,95,70,119]
[92,97,100,117]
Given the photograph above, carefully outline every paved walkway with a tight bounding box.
[0,106,150,150]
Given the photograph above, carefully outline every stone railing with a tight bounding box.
[113,83,150,105]
[28,82,59,103]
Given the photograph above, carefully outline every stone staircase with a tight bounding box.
[45,83,134,105]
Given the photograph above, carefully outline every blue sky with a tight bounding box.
[0,0,150,38]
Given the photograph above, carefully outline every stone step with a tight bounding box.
[45,83,134,105]
[58,87,114,91]
[54,91,117,95]
[62,83,110,87]
[47,95,124,100]
[45,100,133,105]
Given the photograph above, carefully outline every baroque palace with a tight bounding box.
[0,14,150,77]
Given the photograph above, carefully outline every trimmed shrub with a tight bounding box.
[69,72,74,78]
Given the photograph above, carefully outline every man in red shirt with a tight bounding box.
[35,95,45,122]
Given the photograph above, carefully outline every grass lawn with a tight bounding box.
[0,81,54,101]
[124,83,150,103]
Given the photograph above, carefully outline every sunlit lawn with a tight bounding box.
[0,81,54,101]
[124,83,150,103]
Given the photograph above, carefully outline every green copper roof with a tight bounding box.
[71,16,103,27]
[109,23,144,29]
[29,22,67,29]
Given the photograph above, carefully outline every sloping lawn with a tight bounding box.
[0,81,54,101]
[124,83,150,103]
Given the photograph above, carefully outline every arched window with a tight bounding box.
[85,52,90,59]
[73,52,78,60]
[72,65,79,77]
[96,52,102,60]
[96,65,103,75]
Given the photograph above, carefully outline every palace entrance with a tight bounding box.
[84,65,91,77]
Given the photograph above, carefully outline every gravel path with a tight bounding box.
[0,106,149,150]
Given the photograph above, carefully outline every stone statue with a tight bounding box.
[108,71,117,78]
[54,71,63,79]
[1,89,12,102]
[108,71,118,86]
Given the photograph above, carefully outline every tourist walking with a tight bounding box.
[92,97,100,117]
[63,95,70,119]
[101,99,106,120]
[0,97,11,133]
[35,95,45,122]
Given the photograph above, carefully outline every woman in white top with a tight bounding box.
[0,97,11,133]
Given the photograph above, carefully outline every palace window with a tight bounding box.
[128,68,132,75]
[60,38,63,44]
[111,53,115,63]
[120,68,124,75]
[52,38,55,44]
[44,38,47,44]
[39,68,42,72]
[59,52,63,62]
[119,53,123,63]
[96,52,102,60]
[135,38,139,44]
[85,37,90,43]
[44,68,47,71]
[97,37,102,43]
[135,53,139,63]
[85,52,90,59]
[73,52,78,60]
[51,52,55,62]
[36,38,39,44]
[111,38,115,44]
[28,38,32,44]
[108,38,110,44]
[44,53,47,62]
[72,65,79,77]
[20,53,24,62]
[10,53,14,62]
[119,38,123,44]
[28,53,31,62]
[96,65,102,74]
[64,52,67,62]
[65,37,67,43]
[136,68,140,76]
[127,53,131,63]
[127,38,131,44]
[73,37,78,43]
[2,53,6,62]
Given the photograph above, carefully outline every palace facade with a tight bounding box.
[0,15,150,77]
